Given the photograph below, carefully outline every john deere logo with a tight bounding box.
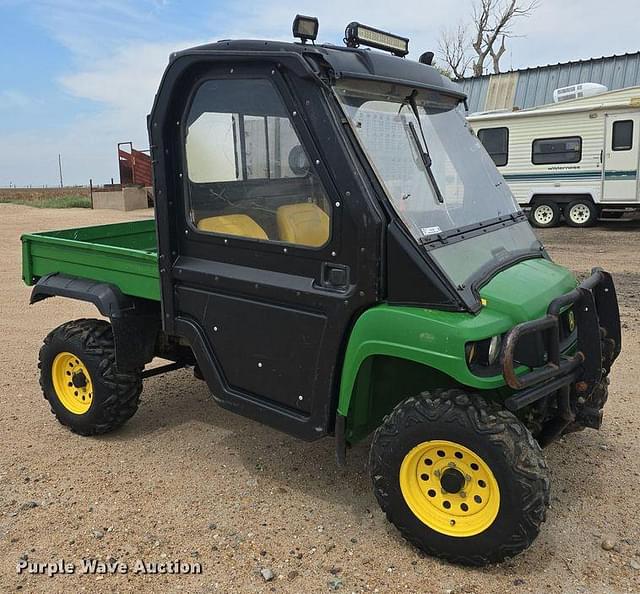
[567,310,576,332]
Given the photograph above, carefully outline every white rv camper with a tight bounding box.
[468,86,640,227]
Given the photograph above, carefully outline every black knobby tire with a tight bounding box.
[39,319,142,435]
[529,199,561,228]
[369,389,550,565]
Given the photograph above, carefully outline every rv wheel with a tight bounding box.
[566,199,598,227]
[529,199,560,228]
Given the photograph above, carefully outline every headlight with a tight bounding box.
[466,335,503,368]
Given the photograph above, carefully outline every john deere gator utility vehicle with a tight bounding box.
[21,16,621,565]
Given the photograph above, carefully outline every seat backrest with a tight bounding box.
[276,203,329,247]
[196,214,268,240]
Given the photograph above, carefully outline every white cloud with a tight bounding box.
[29,0,169,59]
[0,39,201,187]
[3,0,640,186]
[488,0,640,69]
[60,40,195,130]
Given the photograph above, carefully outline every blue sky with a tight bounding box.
[1,0,639,186]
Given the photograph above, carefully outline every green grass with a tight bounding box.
[0,195,91,209]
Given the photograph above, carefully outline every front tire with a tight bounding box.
[370,389,550,565]
[39,319,142,435]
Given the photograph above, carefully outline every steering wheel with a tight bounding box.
[288,145,310,176]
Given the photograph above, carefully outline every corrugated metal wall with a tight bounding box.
[459,52,640,113]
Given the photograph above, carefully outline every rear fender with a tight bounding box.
[31,273,161,371]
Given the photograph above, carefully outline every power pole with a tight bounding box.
[58,154,64,188]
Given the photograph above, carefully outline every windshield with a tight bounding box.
[334,79,522,238]
[334,78,541,286]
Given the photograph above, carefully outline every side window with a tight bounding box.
[477,127,509,167]
[184,78,331,248]
[532,136,582,165]
[612,120,634,151]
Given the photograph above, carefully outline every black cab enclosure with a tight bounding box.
[148,40,464,439]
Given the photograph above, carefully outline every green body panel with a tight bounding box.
[338,257,577,441]
[20,217,577,442]
[21,219,160,301]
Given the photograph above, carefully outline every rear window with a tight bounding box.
[477,127,509,167]
[612,120,634,151]
[532,136,582,165]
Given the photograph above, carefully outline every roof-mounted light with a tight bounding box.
[344,22,409,57]
[292,14,319,43]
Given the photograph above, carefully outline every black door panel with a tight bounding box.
[176,285,327,412]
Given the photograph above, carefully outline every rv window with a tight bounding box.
[477,127,509,167]
[612,120,634,151]
[532,136,582,165]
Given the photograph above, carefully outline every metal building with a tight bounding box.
[458,52,640,113]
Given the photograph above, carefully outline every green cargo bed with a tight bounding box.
[21,219,160,301]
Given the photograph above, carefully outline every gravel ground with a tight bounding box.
[0,204,638,594]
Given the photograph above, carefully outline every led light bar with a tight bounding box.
[292,14,319,43]
[344,22,409,57]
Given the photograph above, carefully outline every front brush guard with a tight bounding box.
[501,268,621,413]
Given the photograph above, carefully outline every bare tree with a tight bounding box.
[438,23,473,79]
[438,0,539,78]
[472,0,540,75]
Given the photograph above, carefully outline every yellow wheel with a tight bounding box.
[370,390,549,565]
[39,319,142,435]
[399,440,499,537]
[51,351,94,415]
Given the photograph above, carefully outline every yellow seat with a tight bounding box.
[276,203,329,247]
[197,214,268,240]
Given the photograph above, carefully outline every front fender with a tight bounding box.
[337,304,513,418]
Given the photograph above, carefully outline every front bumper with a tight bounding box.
[500,268,621,415]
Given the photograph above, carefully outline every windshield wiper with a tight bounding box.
[404,91,444,204]
[406,121,444,204]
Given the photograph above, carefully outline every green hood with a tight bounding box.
[479,258,577,324]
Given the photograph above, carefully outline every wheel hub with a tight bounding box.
[440,467,466,494]
[570,203,590,224]
[51,351,94,415]
[534,204,553,224]
[71,370,88,389]
[399,439,500,538]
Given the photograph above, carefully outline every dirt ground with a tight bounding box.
[0,187,91,201]
[0,204,638,594]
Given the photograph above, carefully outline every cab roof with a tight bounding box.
[173,39,465,99]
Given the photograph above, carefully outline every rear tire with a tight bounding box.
[39,319,142,435]
[566,199,598,227]
[369,389,549,565]
[529,199,561,228]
